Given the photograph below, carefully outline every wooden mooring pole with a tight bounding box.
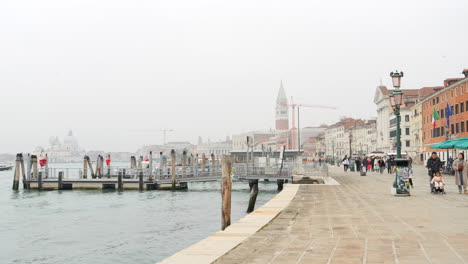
[12,153,21,190]
[210,153,215,176]
[38,172,43,190]
[182,150,187,177]
[221,155,232,230]
[31,155,38,180]
[247,179,259,213]
[277,179,284,191]
[139,171,144,191]
[83,156,88,179]
[20,154,28,189]
[171,149,176,190]
[58,171,64,190]
[118,171,123,191]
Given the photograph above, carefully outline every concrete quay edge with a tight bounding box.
[156,184,300,264]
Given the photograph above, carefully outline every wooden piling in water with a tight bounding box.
[87,156,95,178]
[201,153,206,173]
[182,150,187,177]
[130,156,136,169]
[31,155,38,180]
[171,149,176,190]
[38,172,43,190]
[139,171,144,191]
[58,171,64,190]
[12,153,21,190]
[118,171,123,191]
[20,154,28,189]
[149,151,153,181]
[221,155,232,230]
[83,156,88,179]
[247,179,259,213]
[210,153,215,176]
[277,179,284,191]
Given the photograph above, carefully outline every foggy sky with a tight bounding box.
[1,0,467,153]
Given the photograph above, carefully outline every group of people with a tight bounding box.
[340,155,393,174]
[426,152,468,194]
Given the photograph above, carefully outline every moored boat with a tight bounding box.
[0,165,13,171]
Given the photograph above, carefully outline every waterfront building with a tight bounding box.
[374,85,441,154]
[231,130,276,151]
[197,137,232,156]
[303,133,326,158]
[350,120,377,156]
[409,102,424,164]
[324,118,365,159]
[421,70,468,162]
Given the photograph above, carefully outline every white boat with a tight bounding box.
[0,165,13,171]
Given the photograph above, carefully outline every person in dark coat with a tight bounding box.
[378,158,386,174]
[426,152,442,182]
[362,157,369,172]
[355,157,361,173]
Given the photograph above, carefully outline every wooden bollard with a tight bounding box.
[149,151,153,181]
[88,156,95,178]
[38,172,43,190]
[171,149,176,190]
[277,179,284,191]
[201,153,206,174]
[182,150,187,177]
[58,171,64,190]
[12,153,21,190]
[31,155,38,180]
[221,155,232,230]
[20,154,28,189]
[139,171,144,191]
[118,171,123,191]
[210,153,215,176]
[247,179,259,213]
[83,156,88,179]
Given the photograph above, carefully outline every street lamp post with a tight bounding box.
[390,70,404,159]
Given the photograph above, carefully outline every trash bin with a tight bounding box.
[392,158,411,196]
[360,166,366,176]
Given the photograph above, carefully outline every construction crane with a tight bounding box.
[281,96,336,151]
[159,129,174,145]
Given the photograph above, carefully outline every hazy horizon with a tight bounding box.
[1,0,468,153]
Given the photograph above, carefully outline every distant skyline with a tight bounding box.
[1,0,467,153]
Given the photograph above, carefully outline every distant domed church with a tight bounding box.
[39,130,85,163]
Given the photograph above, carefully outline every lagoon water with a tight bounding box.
[0,163,277,264]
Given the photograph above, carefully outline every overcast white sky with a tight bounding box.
[1,0,467,153]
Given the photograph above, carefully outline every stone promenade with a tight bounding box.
[215,165,468,264]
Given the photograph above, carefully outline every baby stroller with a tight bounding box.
[431,181,446,194]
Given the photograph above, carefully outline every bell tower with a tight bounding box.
[275,81,289,131]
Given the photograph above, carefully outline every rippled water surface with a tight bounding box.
[0,163,278,264]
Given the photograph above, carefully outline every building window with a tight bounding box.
[456,104,459,114]
[456,87,459,96]
[406,140,410,147]
[451,106,454,114]
[441,126,445,136]
[462,122,465,133]
[405,128,410,135]
[452,124,455,134]
[390,130,396,138]
[456,123,460,134]
[451,90,454,98]
[432,99,435,105]
[405,115,410,122]
[462,86,465,94]
[441,109,445,118]
[436,97,439,104]
[462,103,465,113]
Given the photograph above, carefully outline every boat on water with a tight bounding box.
[0,165,13,171]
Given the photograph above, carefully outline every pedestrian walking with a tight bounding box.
[362,157,369,172]
[367,157,372,171]
[342,155,350,172]
[452,152,468,194]
[355,157,361,173]
[386,156,391,174]
[389,156,396,174]
[426,152,442,192]
[378,158,385,174]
